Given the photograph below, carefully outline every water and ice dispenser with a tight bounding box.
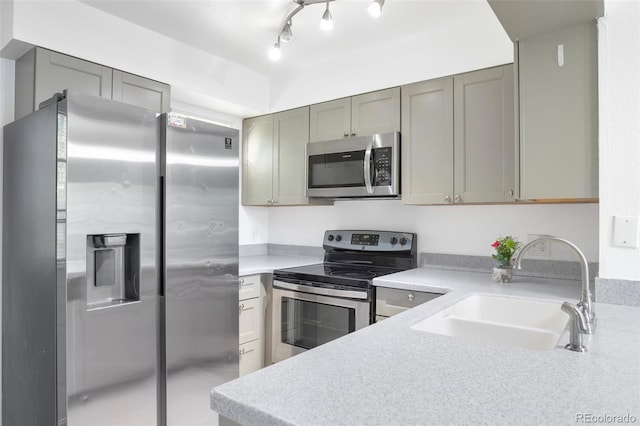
[86,233,140,309]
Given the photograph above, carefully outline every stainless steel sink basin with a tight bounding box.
[410,294,569,351]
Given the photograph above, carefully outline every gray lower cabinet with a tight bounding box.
[242,107,318,206]
[309,87,400,142]
[518,22,598,200]
[401,64,516,205]
[15,47,170,119]
[375,287,441,321]
[238,275,263,377]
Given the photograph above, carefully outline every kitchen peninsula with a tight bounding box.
[211,268,640,425]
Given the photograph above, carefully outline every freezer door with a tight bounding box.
[2,100,60,425]
[162,114,239,425]
[64,92,159,425]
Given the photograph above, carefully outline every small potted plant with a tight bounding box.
[491,236,521,283]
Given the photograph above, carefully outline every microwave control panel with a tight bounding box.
[373,147,392,186]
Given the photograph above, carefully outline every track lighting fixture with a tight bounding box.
[269,0,385,61]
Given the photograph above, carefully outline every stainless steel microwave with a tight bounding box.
[306,132,400,198]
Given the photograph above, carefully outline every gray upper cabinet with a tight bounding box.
[309,97,351,142]
[272,107,311,205]
[242,115,274,206]
[401,65,516,205]
[401,78,454,205]
[242,107,319,207]
[16,48,112,119]
[518,22,598,200]
[309,87,400,142]
[454,65,516,203]
[15,47,170,119]
[112,70,170,113]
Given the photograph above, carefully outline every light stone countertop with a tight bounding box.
[211,267,640,426]
[239,255,322,276]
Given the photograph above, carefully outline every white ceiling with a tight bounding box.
[81,0,502,77]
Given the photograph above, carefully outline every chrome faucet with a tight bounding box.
[514,237,596,342]
[560,302,589,352]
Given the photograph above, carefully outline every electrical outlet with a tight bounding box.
[527,234,551,258]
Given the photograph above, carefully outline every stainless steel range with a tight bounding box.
[271,230,417,363]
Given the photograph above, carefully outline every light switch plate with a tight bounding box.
[612,216,639,248]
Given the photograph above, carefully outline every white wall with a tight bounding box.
[268,201,599,261]
[269,2,512,111]
[3,0,270,118]
[598,0,640,280]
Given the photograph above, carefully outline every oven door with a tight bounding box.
[306,132,400,198]
[271,280,371,363]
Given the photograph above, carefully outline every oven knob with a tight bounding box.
[335,235,342,242]
[328,234,334,241]
[400,237,408,245]
[390,237,398,245]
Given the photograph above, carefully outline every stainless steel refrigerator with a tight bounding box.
[2,91,239,425]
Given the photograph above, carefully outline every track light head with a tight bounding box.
[368,0,385,18]
[320,3,333,31]
[281,21,293,43]
[269,42,281,61]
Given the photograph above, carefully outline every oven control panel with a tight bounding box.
[323,230,415,252]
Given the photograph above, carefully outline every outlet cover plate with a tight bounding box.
[613,216,639,248]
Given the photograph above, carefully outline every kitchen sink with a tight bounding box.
[410,294,569,351]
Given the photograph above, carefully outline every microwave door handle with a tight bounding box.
[363,140,374,194]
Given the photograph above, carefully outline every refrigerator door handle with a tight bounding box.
[159,175,166,297]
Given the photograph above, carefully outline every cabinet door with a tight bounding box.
[518,22,598,199]
[309,98,351,142]
[242,115,274,206]
[112,70,170,113]
[239,339,263,377]
[239,297,261,345]
[453,65,516,203]
[30,48,112,116]
[239,274,261,301]
[401,78,454,205]
[272,107,310,205]
[351,87,401,137]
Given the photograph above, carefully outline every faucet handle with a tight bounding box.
[577,301,596,334]
[561,302,588,352]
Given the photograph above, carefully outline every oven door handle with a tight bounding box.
[273,280,369,300]
[363,138,374,194]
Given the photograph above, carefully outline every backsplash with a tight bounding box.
[420,252,599,282]
[239,244,324,258]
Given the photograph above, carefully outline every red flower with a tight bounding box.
[491,241,501,248]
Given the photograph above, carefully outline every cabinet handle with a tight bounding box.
[239,278,245,285]
[407,293,415,301]
[454,195,462,203]
[444,195,451,203]
[508,189,514,197]
[239,347,245,355]
[343,132,349,138]
[350,132,356,137]
[239,303,245,313]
